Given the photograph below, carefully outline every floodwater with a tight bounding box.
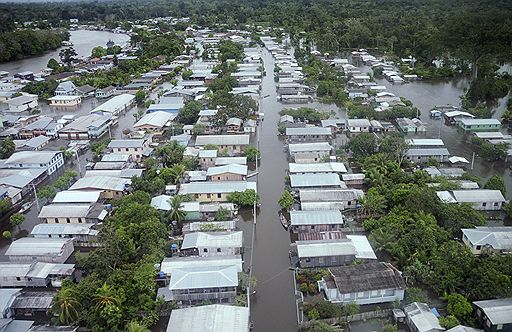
[0,30,130,74]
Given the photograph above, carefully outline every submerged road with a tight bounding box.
[247,47,298,331]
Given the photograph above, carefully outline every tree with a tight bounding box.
[379,132,409,166]
[52,287,80,325]
[306,321,340,332]
[135,90,146,104]
[444,293,473,323]
[2,230,11,239]
[381,324,398,332]
[94,283,121,313]
[439,315,460,329]
[347,133,377,159]
[228,189,260,207]
[245,146,260,162]
[126,321,150,332]
[278,191,294,210]
[359,188,386,217]
[343,301,360,317]
[167,164,186,185]
[9,213,25,229]
[92,46,108,58]
[168,195,186,225]
[484,175,506,196]
[214,206,229,221]
[182,69,193,80]
[155,141,185,167]
[175,101,203,125]
[0,138,15,159]
[59,47,77,67]
[47,58,60,71]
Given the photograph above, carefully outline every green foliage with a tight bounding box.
[484,175,506,196]
[51,287,80,325]
[175,101,202,125]
[155,140,185,167]
[305,320,340,332]
[22,79,59,99]
[214,206,229,221]
[471,136,508,161]
[343,301,360,317]
[444,293,473,323]
[278,191,294,210]
[9,213,25,228]
[439,315,460,329]
[359,187,386,217]
[381,324,398,332]
[91,46,108,58]
[379,132,409,166]
[303,297,342,319]
[245,146,260,162]
[279,108,329,123]
[347,133,377,159]
[228,189,260,207]
[2,230,11,239]
[300,282,308,294]
[308,308,320,320]
[218,40,244,62]
[404,287,428,304]
[135,90,146,104]
[0,29,68,62]
[47,58,60,71]
[167,195,186,224]
[0,138,15,159]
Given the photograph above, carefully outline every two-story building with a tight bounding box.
[2,151,64,175]
[107,139,150,162]
[206,164,247,181]
[181,231,243,257]
[31,223,99,247]
[289,210,344,234]
[195,135,250,155]
[286,127,332,143]
[179,181,256,202]
[457,118,501,132]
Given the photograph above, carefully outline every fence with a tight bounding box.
[299,308,392,329]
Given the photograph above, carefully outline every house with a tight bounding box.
[0,318,34,331]
[0,168,47,197]
[54,81,76,96]
[48,95,82,107]
[158,255,242,305]
[37,204,107,224]
[147,97,184,114]
[436,190,506,210]
[179,181,256,202]
[95,86,115,98]
[396,117,426,134]
[0,262,75,288]
[2,151,64,175]
[318,262,406,305]
[346,119,371,135]
[195,135,250,155]
[408,138,445,149]
[457,118,501,132]
[0,185,22,204]
[404,302,445,332]
[182,220,236,234]
[446,326,483,332]
[108,139,150,162]
[181,231,243,257]
[461,227,512,255]
[299,189,364,211]
[290,173,344,190]
[286,127,332,143]
[473,298,512,332]
[443,111,475,125]
[68,176,130,199]
[59,114,112,140]
[321,119,345,133]
[9,291,56,318]
[151,196,200,220]
[244,119,257,133]
[5,238,75,264]
[75,84,96,97]
[341,173,365,186]
[288,162,347,174]
[5,95,38,113]
[199,150,218,169]
[18,116,62,139]
[17,136,51,151]
[206,164,247,181]
[31,223,99,246]
[91,94,135,116]
[133,111,173,133]
[166,305,249,332]
[279,94,312,103]
[289,210,343,234]
[405,148,451,164]
[226,117,243,133]
[288,142,333,163]
[291,235,377,268]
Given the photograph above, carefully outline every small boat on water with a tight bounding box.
[279,211,289,230]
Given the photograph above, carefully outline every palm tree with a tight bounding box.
[169,164,186,185]
[0,137,15,159]
[168,195,186,225]
[94,283,120,312]
[51,288,80,325]
[126,321,151,332]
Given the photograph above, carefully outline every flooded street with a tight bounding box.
[0,30,130,74]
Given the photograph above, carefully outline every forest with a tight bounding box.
[0,29,69,63]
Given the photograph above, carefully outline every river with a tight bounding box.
[0,29,130,74]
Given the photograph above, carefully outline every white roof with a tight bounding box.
[458,118,501,126]
[474,132,504,139]
[0,262,74,279]
[289,142,332,153]
[341,173,365,181]
[181,231,243,249]
[290,173,343,188]
[406,148,450,157]
[69,176,130,192]
[91,93,134,114]
[290,210,343,226]
[206,164,247,176]
[199,150,217,158]
[452,189,505,203]
[38,204,92,218]
[4,151,61,165]
[195,135,250,146]
[408,138,444,146]
[108,139,145,148]
[48,95,81,101]
[5,238,73,256]
[215,157,247,166]
[286,127,331,136]
[167,305,249,332]
[448,156,469,164]
[31,223,98,236]
[160,255,242,274]
[134,111,173,128]
[346,235,378,259]
[296,240,356,258]
[462,227,512,250]
[404,302,444,332]
[346,118,371,127]
[288,162,347,174]
[444,111,474,118]
[473,298,512,325]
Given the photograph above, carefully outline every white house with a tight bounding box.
[436,189,506,210]
[2,151,64,175]
[54,81,76,96]
[5,94,38,113]
[461,227,512,255]
[181,231,243,257]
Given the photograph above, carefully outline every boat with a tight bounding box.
[279,211,289,230]
[19,201,33,214]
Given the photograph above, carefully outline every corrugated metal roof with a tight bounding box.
[472,298,512,325]
[198,150,217,158]
[452,189,505,203]
[296,240,356,258]
[300,189,364,202]
[179,181,256,194]
[183,221,236,233]
[286,127,331,136]
[167,305,249,332]
[38,204,92,218]
[69,176,130,191]
[462,227,512,250]
[195,134,250,146]
[458,118,501,126]
[101,154,131,162]
[346,235,378,259]
[169,265,239,290]
[288,142,332,153]
[91,94,134,114]
[31,223,97,236]
[4,151,61,165]
[290,173,342,188]
[160,255,242,274]
[206,164,247,176]
[181,231,243,249]
[215,157,247,166]
[134,111,173,128]
[404,302,444,332]
[289,162,347,174]
[108,139,145,148]
[5,238,73,256]
[301,201,344,211]
[406,148,450,156]
[290,210,343,226]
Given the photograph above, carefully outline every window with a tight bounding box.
[203,248,208,253]
[125,148,129,152]
[66,218,70,223]
[218,177,221,180]
[497,324,503,330]
[207,193,211,198]
[476,245,482,250]
[494,202,499,206]
[78,218,82,223]
[217,248,221,252]
[217,193,222,198]
[483,202,487,207]
[54,218,58,223]
[311,225,315,229]
[16,277,20,281]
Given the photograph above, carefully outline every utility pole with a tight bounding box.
[31,184,40,212]
[76,150,82,177]
[471,151,475,170]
